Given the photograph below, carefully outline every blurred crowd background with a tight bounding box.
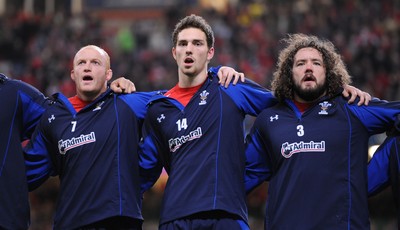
[1,0,399,229]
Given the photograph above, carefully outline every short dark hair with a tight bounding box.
[171,14,214,49]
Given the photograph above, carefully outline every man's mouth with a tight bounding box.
[303,74,315,82]
[83,75,93,81]
[184,57,194,64]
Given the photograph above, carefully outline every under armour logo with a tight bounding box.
[157,114,165,123]
[270,114,279,122]
[48,114,55,123]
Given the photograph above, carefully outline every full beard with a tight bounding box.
[294,81,327,102]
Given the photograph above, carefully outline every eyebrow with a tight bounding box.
[295,58,323,63]
[76,58,102,63]
[178,39,204,43]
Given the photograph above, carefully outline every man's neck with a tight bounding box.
[76,90,106,102]
[293,100,313,113]
[293,96,316,104]
[68,95,90,112]
[293,93,325,113]
[293,93,325,104]
[178,71,208,88]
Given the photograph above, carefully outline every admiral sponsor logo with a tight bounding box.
[168,127,202,152]
[58,132,96,155]
[281,140,325,158]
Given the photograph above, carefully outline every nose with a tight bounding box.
[305,61,313,72]
[305,61,312,68]
[185,43,194,53]
[83,63,91,71]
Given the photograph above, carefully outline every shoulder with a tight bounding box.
[254,106,278,122]
[4,76,41,94]
[119,91,157,105]
[118,91,162,114]
[120,91,161,99]
[3,76,49,106]
[220,77,270,96]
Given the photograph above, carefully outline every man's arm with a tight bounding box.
[213,67,372,106]
[368,136,397,196]
[109,77,136,93]
[13,77,49,139]
[342,84,371,106]
[24,129,54,191]
[217,66,245,88]
[245,123,271,194]
[139,136,164,194]
[208,66,245,88]
[109,69,245,93]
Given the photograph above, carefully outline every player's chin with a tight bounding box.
[302,81,317,88]
[182,69,196,77]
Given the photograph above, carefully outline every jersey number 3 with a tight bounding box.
[297,125,304,137]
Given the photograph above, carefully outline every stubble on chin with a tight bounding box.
[294,83,327,102]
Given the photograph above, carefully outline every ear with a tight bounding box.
[106,69,113,81]
[207,47,215,62]
[70,70,76,82]
[172,47,177,61]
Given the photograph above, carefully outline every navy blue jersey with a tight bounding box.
[245,94,400,229]
[24,89,153,230]
[141,73,277,225]
[368,135,400,225]
[0,74,48,229]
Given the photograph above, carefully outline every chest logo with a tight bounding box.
[93,101,105,111]
[199,90,209,105]
[48,114,55,123]
[318,101,331,115]
[157,114,166,123]
[281,141,325,158]
[58,132,96,155]
[168,127,202,152]
[270,114,279,122]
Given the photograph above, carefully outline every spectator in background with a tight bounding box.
[4,1,398,100]
[244,33,400,229]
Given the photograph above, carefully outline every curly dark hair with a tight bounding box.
[271,33,351,102]
[171,14,214,49]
